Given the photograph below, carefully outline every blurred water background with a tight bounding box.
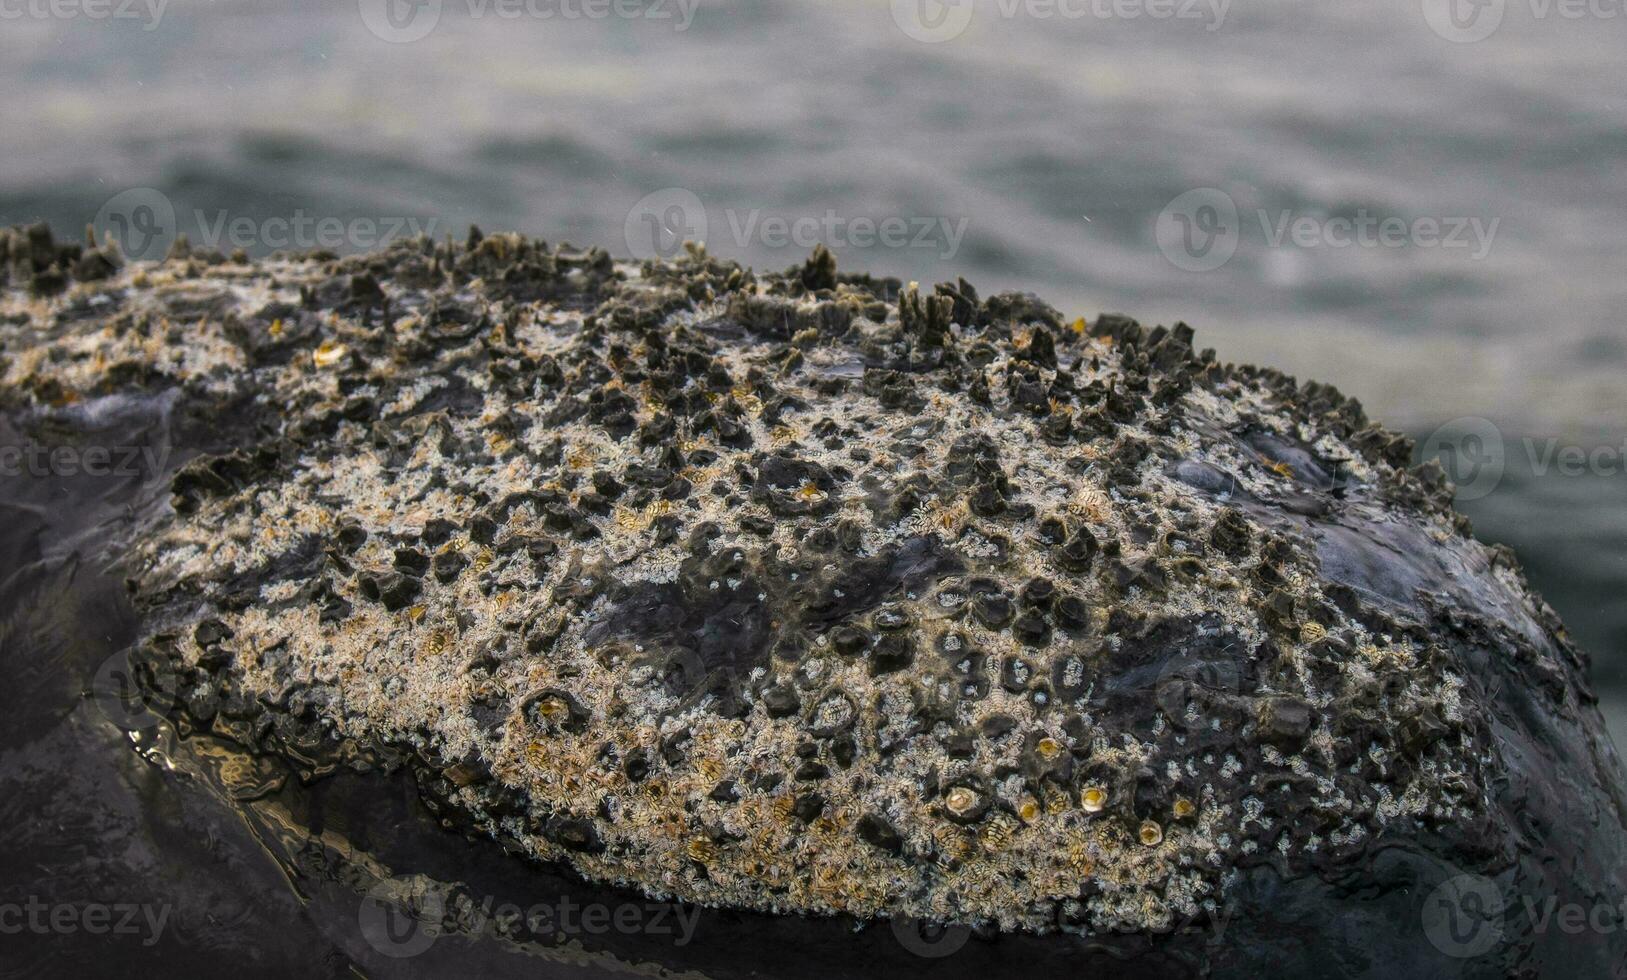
[3,0,1623,736]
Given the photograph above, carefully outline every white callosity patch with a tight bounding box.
[0,234,1556,936]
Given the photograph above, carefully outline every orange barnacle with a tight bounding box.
[1081,785,1109,813]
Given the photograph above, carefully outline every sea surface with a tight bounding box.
[1,0,1624,973]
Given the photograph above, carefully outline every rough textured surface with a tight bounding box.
[4,223,1626,969]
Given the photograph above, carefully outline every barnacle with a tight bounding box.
[1081,786,1109,813]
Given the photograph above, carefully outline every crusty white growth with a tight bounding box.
[0,233,1547,936]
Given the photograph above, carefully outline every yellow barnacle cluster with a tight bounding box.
[312,339,347,368]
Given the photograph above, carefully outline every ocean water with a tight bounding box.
[1,0,1624,970]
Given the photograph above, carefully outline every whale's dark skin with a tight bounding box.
[3,222,1624,978]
